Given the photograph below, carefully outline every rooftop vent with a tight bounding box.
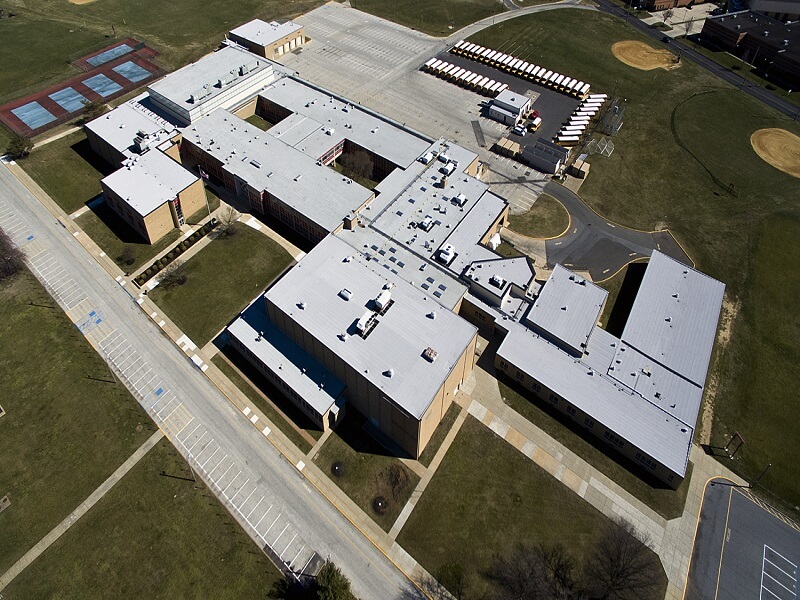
[384,368,395,378]
[427,311,437,319]
[298,301,307,310]
[338,288,352,301]
[338,333,349,341]
[423,347,438,363]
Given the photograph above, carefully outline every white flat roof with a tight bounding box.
[258,77,431,169]
[228,299,345,417]
[101,150,198,217]
[229,19,303,48]
[525,264,607,354]
[182,109,373,232]
[494,89,530,111]
[148,46,272,113]
[265,235,477,419]
[85,102,175,155]
[498,324,694,477]
[621,251,725,386]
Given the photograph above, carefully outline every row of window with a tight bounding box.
[634,452,658,471]
[230,338,322,422]
[603,430,625,449]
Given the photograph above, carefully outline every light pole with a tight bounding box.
[751,463,771,488]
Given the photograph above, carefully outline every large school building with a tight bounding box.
[84,29,726,479]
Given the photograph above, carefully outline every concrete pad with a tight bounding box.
[504,427,527,452]
[481,408,495,427]
[521,440,537,458]
[467,399,487,421]
[560,468,585,494]
[532,447,560,477]
[488,416,509,439]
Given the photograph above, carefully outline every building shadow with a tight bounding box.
[604,261,647,337]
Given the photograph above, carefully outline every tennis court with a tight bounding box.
[82,74,124,98]
[86,43,135,67]
[113,61,152,84]
[49,88,89,113]
[10,102,57,130]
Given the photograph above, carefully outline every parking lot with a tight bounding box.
[686,479,800,600]
[282,3,550,215]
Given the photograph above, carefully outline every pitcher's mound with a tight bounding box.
[612,41,680,71]
[751,128,800,179]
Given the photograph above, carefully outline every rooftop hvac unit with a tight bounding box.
[422,347,438,363]
[489,274,506,289]
[375,289,391,310]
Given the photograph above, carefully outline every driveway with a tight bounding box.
[543,182,691,280]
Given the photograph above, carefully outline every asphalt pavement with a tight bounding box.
[0,164,420,599]
[544,182,691,280]
[686,478,800,600]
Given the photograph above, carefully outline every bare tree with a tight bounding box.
[490,543,557,600]
[159,259,187,289]
[663,8,674,23]
[214,206,240,238]
[684,18,694,37]
[583,518,663,600]
[0,229,24,280]
[82,99,107,122]
[435,562,469,600]
[119,244,137,267]
[340,150,374,181]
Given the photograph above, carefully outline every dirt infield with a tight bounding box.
[611,41,680,71]
[751,128,800,178]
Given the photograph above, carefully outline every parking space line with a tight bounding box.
[187,431,207,453]
[246,497,263,520]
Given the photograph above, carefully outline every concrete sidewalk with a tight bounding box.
[0,431,164,591]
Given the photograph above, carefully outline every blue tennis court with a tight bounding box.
[112,61,151,83]
[49,87,89,112]
[11,101,56,129]
[86,43,134,67]
[82,74,123,98]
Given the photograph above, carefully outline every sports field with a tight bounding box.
[470,9,800,513]
[0,0,325,107]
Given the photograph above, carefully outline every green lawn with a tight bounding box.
[20,131,110,214]
[470,7,800,515]
[245,114,274,131]
[212,351,318,454]
[186,187,221,225]
[313,413,420,532]
[397,416,667,598]
[3,438,284,599]
[349,0,505,36]
[0,0,325,107]
[498,378,692,519]
[507,192,571,238]
[149,223,293,346]
[0,269,154,575]
[418,402,461,468]
[495,241,525,258]
[76,200,181,273]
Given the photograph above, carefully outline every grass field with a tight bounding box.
[349,0,505,36]
[245,114,273,131]
[3,438,284,599]
[212,350,319,454]
[418,403,461,468]
[0,0,324,106]
[149,223,293,346]
[507,192,571,238]
[313,413,420,532]
[498,378,691,519]
[470,7,800,516]
[0,268,154,575]
[20,131,109,214]
[76,201,181,272]
[397,416,667,598]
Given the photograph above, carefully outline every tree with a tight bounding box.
[340,150,374,181]
[120,244,137,267]
[214,206,240,238]
[314,560,356,600]
[0,229,24,281]
[5,134,33,159]
[435,562,469,600]
[663,8,674,23]
[82,99,107,122]
[490,542,581,600]
[158,259,187,289]
[583,518,662,600]
[684,18,694,37]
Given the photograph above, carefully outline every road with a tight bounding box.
[593,0,800,121]
[0,164,419,599]
[544,182,691,280]
[685,478,800,600]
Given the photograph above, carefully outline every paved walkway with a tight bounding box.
[459,355,746,599]
[0,430,163,591]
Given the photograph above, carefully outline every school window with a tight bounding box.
[499,359,508,370]
[584,417,594,428]
[667,474,674,482]
[603,430,624,448]
[515,371,524,381]
[549,393,559,404]
[533,382,541,393]
[566,405,576,417]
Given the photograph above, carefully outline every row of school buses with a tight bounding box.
[450,40,591,99]
[421,58,510,96]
